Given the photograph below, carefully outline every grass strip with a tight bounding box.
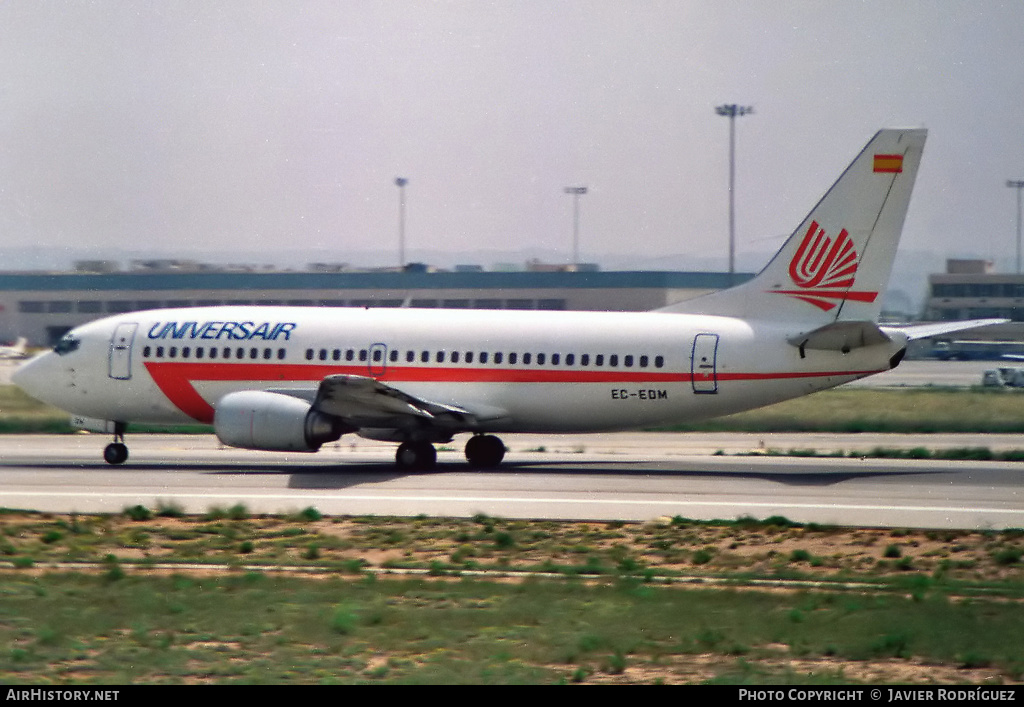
[726,446,1024,462]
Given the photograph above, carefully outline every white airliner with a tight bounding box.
[12,128,1001,468]
[0,337,28,360]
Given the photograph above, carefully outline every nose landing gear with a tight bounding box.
[103,423,129,465]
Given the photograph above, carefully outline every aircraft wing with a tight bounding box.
[880,318,1009,341]
[306,374,506,433]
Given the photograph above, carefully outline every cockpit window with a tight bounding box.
[53,335,81,356]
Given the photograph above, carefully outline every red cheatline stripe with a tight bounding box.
[143,361,886,423]
[769,289,878,303]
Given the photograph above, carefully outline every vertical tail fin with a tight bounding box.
[661,128,927,324]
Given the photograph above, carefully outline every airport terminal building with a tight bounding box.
[925,260,1024,323]
[0,266,752,347]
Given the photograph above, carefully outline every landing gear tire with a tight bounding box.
[103,422,129,465]
[465,434,505,468]
[395,441,437,471]
[103,442,128,465]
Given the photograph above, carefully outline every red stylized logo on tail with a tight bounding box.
[769,221,878,311]
[789,221,858,289]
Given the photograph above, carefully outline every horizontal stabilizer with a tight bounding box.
[787,320,891,354]
[881,318,1009,341]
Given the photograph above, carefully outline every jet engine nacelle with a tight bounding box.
[214,391,345,452]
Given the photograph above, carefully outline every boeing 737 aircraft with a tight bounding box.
[12,128,1001,469]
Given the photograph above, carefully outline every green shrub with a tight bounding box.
[692,549,713,565]
[993,547,1022,565]
[124,505,152,521]
[298,507,322,522]
[789,549,811,563]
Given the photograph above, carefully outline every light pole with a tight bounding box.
[1009,180,1024,275]
[395,177,408,268]
[715,104,754,279]
[564,186,588,268]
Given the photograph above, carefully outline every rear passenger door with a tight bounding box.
[691,333,719,394]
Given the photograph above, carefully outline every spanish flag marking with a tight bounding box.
[873,154,903,173]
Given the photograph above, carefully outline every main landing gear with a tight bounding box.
[464,434,505,468]
[394,434,507,471]
[395,441,437,470]
[103,422,129,465]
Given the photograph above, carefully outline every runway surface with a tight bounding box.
[1,433,1021,530]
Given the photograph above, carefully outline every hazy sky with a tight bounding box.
[2,1,1023,271]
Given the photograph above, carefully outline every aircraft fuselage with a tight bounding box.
[15,305,901,434]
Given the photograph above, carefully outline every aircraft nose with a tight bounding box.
[12,353,60,403]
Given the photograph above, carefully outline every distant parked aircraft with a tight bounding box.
[0,337,28,360]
